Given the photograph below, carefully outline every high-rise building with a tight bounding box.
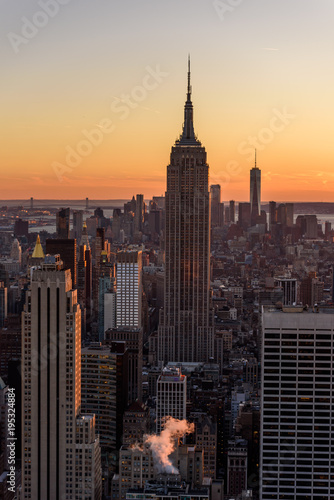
[116,250,142,329]
[285,203,294,227]
[229,200,235,224]
[156,366,186,434]
[81,343,128,463]
[21,255,101,500]
[105,327,143,404]
[56,207,70,239]
[210,184,221,227]
[268,201,276,230]
[227,439,248,496]
[122,401,150,446]
[250,152,261,226]
[46,238,77,287]
[238,203,251,230]
[158,59,214,364]
[14,218,29,238]
[73,210,83,241]
[135,194,145,232]
[195,415,217,479]
[261,305,334,499]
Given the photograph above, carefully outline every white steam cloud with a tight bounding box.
[144,417,194,474]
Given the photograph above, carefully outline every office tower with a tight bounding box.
[30,197,33,209]
[261,305,334,499]
[56,207,70,239]
[229,200,235,224]
[116,250,142,329]
[81,343,128,468]
[95,227,105,264]
[73,210,83,241]
[195,415,217,479]
[250,152,261,226]
[135,194,145,232]
[46,238,77,287]
[300,272,324,306]
[158,59,214,364]
[285,202,294,227]
[225,205,230,225]
[22,255,101,500]
[227,439,248,496]
[0,283,7,327]
[156,366,186,434]
[122,401,150,445]
[14,218,29,238]
[238,202,251,230]
[105,327,143,403]
[276,278,298,305]
[86,197,89,209]
[210,184,221,227]
[268,201,276,230]
[276,203,287,226]
[98,270,116,341]
[305,214,318,238]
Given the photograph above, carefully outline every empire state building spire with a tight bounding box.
[177,56,199,145]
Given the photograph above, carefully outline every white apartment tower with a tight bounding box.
[156,366,187,434]
[261,305,334,499]
[22,255,101,500]
[116,250,142,329]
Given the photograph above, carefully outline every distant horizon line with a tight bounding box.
[1,199,334,205]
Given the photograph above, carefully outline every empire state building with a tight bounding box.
[158,59,214,364]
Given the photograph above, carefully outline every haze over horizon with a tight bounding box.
[1,0,334,201]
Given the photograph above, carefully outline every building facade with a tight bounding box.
[21,256,101,500]
[158,60,214,364]
[261,305,334,499]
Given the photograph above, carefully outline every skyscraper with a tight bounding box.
[158,59,214,364]
[73,210,83,241]
[56,207,70,239]
[210,184,221,227]
[21,255,101,499]
[250,152,261,226]
[261,305,334,499]
[156,366,186,434]
[116,250,142,329]
[46,238,77,287]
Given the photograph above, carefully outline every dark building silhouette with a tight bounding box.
[56,207,70,239]
[46,239,77,286]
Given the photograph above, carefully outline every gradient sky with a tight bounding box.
[1,0,334,201]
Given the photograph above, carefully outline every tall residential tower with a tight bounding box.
[158,59,214,364]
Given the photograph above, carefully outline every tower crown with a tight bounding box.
[176,56,201,146]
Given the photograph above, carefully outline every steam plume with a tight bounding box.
[144,417,194,474]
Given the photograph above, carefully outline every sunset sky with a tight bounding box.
[1,0,334,201]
